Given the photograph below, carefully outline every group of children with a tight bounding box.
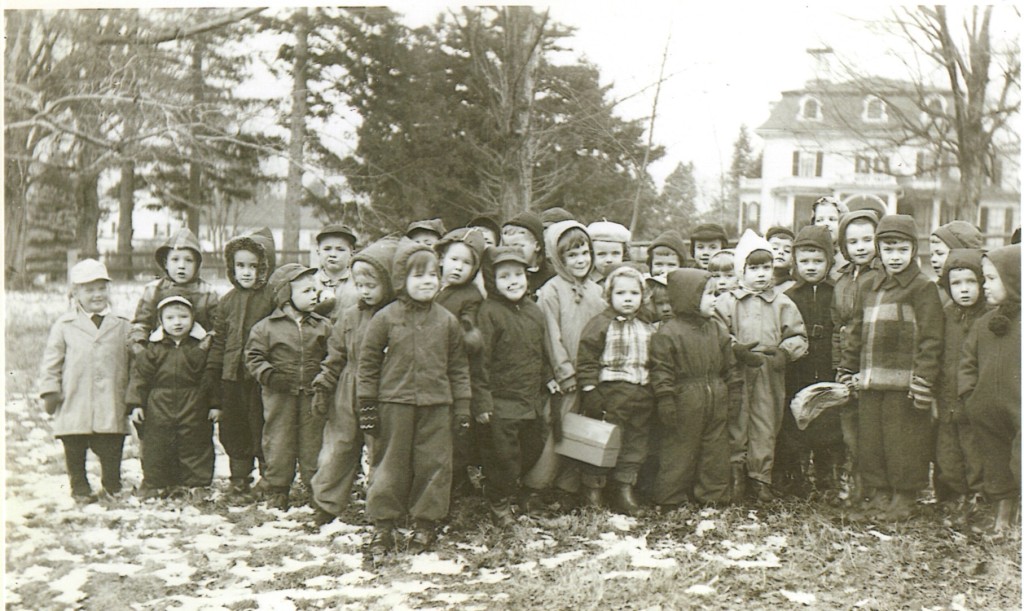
[39,199,1021,560]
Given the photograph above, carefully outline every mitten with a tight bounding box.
[656,396,677,430]
[836,368,855,387]
[733,341,765,368]
[359,402,379,436]
[129,342,146,357]
[580,386,604,419]
[454,414,471,439]
[264,371,291,392]
[908,376,934,411]
[41,393,60,416]
[311,391,331,418]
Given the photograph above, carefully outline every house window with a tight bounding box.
[799,96,822,121]
[922,94,947,120]
[863,96,887,122]
[792,151,824,177]
[855,154,889,175]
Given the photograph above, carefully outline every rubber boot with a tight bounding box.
[730,464,747,503]
[849,488,890,523]
[991,498,1017,536]
[885,490,917,521]
[489,498,517,528]
[580,484,604,509]
[609,484,641,517]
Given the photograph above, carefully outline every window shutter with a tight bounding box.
[792,151,800,176]
[979,207,990,232]
[1004,208,1013,236]
[815,152,824,177]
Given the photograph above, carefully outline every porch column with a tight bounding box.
[931,196,942,233]
[886,192,897,216]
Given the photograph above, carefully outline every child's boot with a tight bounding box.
[488,498,516,528]
[580,474,605,509]
[368,521,396,562]
[884,490,917,521]
[752,480,776,503]
[609,483,641,517]
[990,498,1018,537]
[407,520,437,554]
[849,488,890,523]
[310,500,336,527]
[267,488,289,511]
[730,464,747,503]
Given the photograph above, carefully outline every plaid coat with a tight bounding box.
[840,261,944,390]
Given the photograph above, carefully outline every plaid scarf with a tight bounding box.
[599,315,653,385]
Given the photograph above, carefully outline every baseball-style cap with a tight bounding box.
[316,224,358,246]
[69,259,111,285]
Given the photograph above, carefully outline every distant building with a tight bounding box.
[739,77,1020,248]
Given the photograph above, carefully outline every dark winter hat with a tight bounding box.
[647,230,691,269]
[837,209,880,260]
[350,236,401,304]
[984,243,1021,303]
[765,226,795,242]
[689,223,729,256]
[666,268,712,318]
[268,263,317,306]
[435,227,487,277]
[503,211,545,246]
[482,245,530,300]
[406,218,446,239]
[874,214,918,255]
[792,224,835,280]
[540,207,575,227]
[932,221,984,250]
[847,199,887,220]
[940,248,985,301]
[316,223,358,247]
[155,227,204,272]
[467,214,502,240]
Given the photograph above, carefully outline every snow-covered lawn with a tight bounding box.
[6,287,1021,609]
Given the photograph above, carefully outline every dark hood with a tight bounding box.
[154,228,203,281]
[933,221,984,250]
[985,244,1021,303]
[268,263,316,307]
[351,236,401,308]
[224,226,276,291]
[791,224,834,284]
[504,211,545,256]
[391,238,435,301]
[666,268,712,318]
[940,248,985,302]
[435,227,487,281]
[647,230,691,269]
[837,209,879,260]
[874,214,919,258]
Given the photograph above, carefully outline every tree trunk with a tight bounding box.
[509,7,539,219]
[283,8,308,260]
[187,39,204,235]
[74,170,101,257]
[118,159,135,278]
[4,171,29,287]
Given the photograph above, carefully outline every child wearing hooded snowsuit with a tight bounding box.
[715,230,808,501]
[358,240,472,555]
[777,225,842,497]
[840,214,944,521]
[502,212,554,299]
[309,237,400,522]
[649,268,739,506]
[960,244,1021,534]
[929,221,984,306]
[205,227,277,497]
[934,248,989,519]
[126,296,217,497]
[435,227,488,496]
[830,209,881,503]
[646,230,691,277]
[474,246,553,524]
[39,259,131,502]
[245,264,331,509]
[575,266,656,515]
[523,221,605,494]
[130,228,219,353]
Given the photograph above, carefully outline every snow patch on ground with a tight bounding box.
[408,553,466,575]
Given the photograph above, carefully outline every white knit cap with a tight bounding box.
[586,220,631,244]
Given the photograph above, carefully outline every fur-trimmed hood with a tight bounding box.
[224,227,276,291]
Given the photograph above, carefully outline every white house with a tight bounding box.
[739,77,1020,248]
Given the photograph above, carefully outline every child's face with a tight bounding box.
[352,261,385,307]
[72,280,110,314]
[317,236,353,274]
[982,258,1007,305]
[813,204,840,243]
[948,268,981,307]
[768,237,793,270]
[592,240,625,277]
[710,270,738,295]
[477,228,498,248]
[502,228,538,264]
[165,249,197,284]
[693,240,723,269]
[844,221,876,266]
[929,235,950,278]
[653,294,674,321]
[650,247,681,277]
[609,276,643,317]
[406,260,440,302]
[233,249,260,289]
[494,262,528,302]
[699,279,718,318]
[160,304,193,339]
[794,247,828,284]
[743,258,773,291]
[441,242,475,287]
[879,239,913,275]
[408,230,440,247]
[562,244,592,280]
[289,274,320,312]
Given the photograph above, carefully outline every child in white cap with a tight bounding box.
[39,259,132,503]
[587,220,631,285]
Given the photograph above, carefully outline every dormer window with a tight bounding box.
[799,95,822,121]
[863,96,887,122]
[921,94,948,124]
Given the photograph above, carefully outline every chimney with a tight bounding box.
[806,47,834,87]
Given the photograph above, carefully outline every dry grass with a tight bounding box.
[5,286,1021,609]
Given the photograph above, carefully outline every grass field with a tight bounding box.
[5,284,1021,610]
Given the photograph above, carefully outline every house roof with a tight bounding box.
[757,78,952,137]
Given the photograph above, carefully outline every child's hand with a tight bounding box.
[130,407,145,424]
[208,409,222,423]
[656,396,677,430]
[130,342,146,357]
[41,393,60,416]
[455,414,471,437]
[546,380,561,395]
[359,402,379,436]
[264,372,291,392]
[908,376,934,411]
[733,341,764,367]
[311,391,330,418]
[198,334,213,351]
[475,412,492,425]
